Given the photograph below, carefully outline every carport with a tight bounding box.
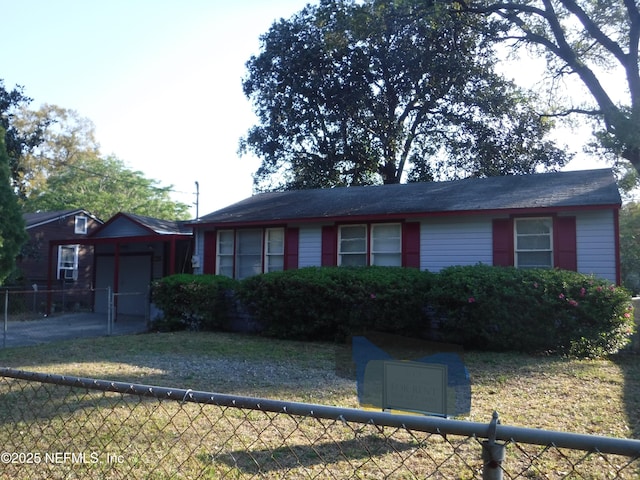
[47,212,193,319]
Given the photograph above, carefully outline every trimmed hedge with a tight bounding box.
[429,265,634,357]
[151,274,238,331]
[237,267,434,341]
[150,265,635,357]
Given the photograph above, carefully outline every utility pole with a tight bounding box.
[194,181,200,220]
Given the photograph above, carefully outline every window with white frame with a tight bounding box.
[57,245,79,280]
[371,223,402,266]
[216,228,285,279]
[265,228,285,273]
[236,229,263,279]
[338,223,402,267]
[74,215,88,234]
[216,230,234,277]
[514,218,553,268]
[338,225,367,266]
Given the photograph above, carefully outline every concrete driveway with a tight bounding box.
[0,313,148,348]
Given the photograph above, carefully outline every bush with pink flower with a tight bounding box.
[429,264,634,357]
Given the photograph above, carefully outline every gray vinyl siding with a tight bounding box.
[92,216,150,238]
[193,231,205,274]
[574,210,617,283]
[298,225,323,268]
[420,217,493,272]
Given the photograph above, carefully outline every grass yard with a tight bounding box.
[0,331,638,479]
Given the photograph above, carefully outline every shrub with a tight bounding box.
[428,264,634,357]
[150,265,634,357]
[236,267,433,341]
[151,274,238,331]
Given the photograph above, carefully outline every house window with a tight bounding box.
[216,230,234,277]
[338,223,402,267]
[74,215,88,234]
[339,225,367,266]
[265,228,284,273]
[216,227,286,279]
[57,245,79,281]
[236,229,263,279]
[371,224,402,266]
[514,218,553,268]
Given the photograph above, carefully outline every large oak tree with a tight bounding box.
[460,0,640,172]
[241,0,568,191]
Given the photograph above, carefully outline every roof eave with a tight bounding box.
[192,203,622,229]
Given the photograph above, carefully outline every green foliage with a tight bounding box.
[237,267,434,341]
[0,80,44,197]
[24,155,191,221]
[2,98,190,221]
[465,0,640,171]
[0,127,28,285]
[12,104,100,201]
[429,265,634,357]
[242,0,567,191]
[151,274,238,331]
[150,265,634,357]
[619,201,640,293]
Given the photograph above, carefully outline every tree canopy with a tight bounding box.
[0,80,48,198]
[1,82,191,221]
[0,126,27,285]
[23,155,191,221]
[619,201,640,293]
[12,104,100,200]
[459,0,640,173]
[241,0,568,191]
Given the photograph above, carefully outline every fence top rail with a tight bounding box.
[1,367,639,458]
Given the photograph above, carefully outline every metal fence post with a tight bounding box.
[482,411,506,480]
[3,289,7,349]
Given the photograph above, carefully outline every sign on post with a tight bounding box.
[382,360,448,416]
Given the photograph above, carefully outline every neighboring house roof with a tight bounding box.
[23,209,103,229]
[90,212,192,238]
[123,212,192,235]
[196,168,621,226]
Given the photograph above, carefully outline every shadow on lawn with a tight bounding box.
[613,351,640,441]
[209,435,416,474]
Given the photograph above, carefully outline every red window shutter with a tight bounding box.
[203,230,216,274]
[284,227,299,270]
[402,222,421,268]
[492,218,514,267]
[554,216,577,271]
[321,225,337,266]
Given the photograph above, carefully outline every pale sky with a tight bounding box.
[3,0,607,219]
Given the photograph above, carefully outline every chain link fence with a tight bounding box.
[0,368,638,479]
[1,286,97,321]
[1,288,149,348]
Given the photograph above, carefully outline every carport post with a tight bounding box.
[107,287,113,336]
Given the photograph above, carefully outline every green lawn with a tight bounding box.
[0,331,637,478]
[0,331,637,436]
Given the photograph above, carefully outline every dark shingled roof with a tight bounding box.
[113,212,192,236]
[197,169,621,226]
[23,209,102,229]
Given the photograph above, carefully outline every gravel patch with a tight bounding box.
[119,354,356,399]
